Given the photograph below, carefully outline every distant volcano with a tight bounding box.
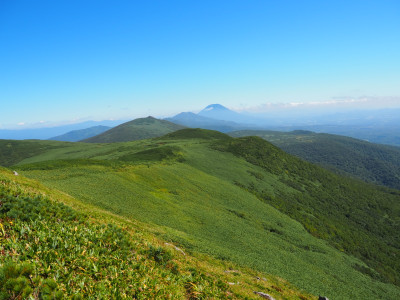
[200,104,231,112]
[198,104,247,123]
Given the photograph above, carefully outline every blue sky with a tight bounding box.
[1,0,399,128]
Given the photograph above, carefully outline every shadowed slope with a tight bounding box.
[49,125,111,142]
[230,130,400,189]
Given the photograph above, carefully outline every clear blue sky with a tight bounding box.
[1,0,399,128]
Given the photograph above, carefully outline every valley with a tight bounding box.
[230,130,400,190]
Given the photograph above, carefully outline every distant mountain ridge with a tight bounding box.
[169,104,400,146]
[0,120,124,140]
[82,116,186,143]
[230,129,400,190]
[49,125,111,142]
[165,112,253,132]
[165,104,263,132]
[167,105,400,190]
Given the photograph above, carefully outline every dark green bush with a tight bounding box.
[146,246,172,265]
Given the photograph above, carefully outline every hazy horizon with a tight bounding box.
[1,98,400,130]
[1,1,399,129]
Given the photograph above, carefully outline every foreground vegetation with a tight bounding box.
[5,129,400,299]
[0,168,314,299]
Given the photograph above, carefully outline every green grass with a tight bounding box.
[7,130,400,299]
[162,128,232,140]
[212,136,400,284]
[1,168,314,299]
[0,140,71,167]
[0,171,196,299]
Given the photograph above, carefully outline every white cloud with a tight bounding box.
[233,96,400,113]
[17,122,25,126]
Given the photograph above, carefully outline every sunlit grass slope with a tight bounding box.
[0,168,314,299]
[8,129,400,299]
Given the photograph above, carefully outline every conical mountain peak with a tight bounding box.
[202,104,230,112]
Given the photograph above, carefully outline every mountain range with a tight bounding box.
[169,104,400,146]
[3,104,400,147]
[1,105,400,298]
[2,107,399,191]
[5,109,398,191]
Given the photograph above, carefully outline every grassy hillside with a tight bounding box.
[49,125,111,142]
[5,129,400,299]
[82,117,186,143]
[230,130,400,190]
[0,168,314,299]
[0,140,72,167]
[211,136,400,284]
[162,128,232,140]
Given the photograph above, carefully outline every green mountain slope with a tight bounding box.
[230,130,400,190]
[162,128,232,140]
[0,140,72,167]
[0,168,312,299]
[49,125,111,142]
[5,129,400,299]
[82,117,186,143]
